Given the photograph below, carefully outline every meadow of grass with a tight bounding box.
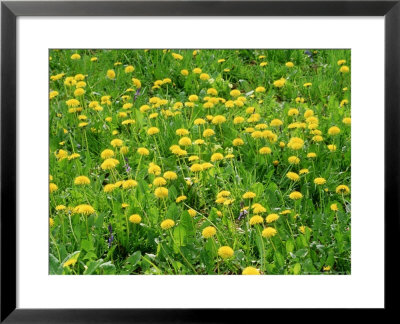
[49,49,351,275]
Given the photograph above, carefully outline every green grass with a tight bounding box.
[49,49,351,275]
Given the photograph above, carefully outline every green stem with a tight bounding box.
[169,230,197,274]
[50,231,61,262]
[68,214,78,244]
[256,226,266,272]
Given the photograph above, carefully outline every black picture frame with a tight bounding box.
[1,0,398,321]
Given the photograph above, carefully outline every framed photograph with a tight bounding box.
[1,0,398,321]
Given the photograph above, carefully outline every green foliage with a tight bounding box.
[49,49,351,275]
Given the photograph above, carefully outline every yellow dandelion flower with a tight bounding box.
[176,128,189,136]
[193,67,202,74]
[103,184,116,193]
[252,203,266,214]
[163,171,177,180]
[154,187,168,199]
[212,115,226,125]
[259,147,272,155]
[286,172,300,181]
[49,183,58,193]
[190,164,203,172]
[202,226,217,238]
[242,267,260,275]
[110,139,123,147]
[242,192,256,199]
[55,205,66,211]
[203,129,215,137]
[122,180,138,189]
[217,191,231,199]
[266,213,279,223]
[153,177,167,187]
[342,117,351,125]
[225,100,235,108]
[255,86,266,93]
[147,127,160,135]
[172,52,183,60]
[121,119,135,126]
[188,155,200,162]
[101,158,119,170]
[71,53,81,60]
[106,69,116,79]
[176,195,187,203]
[194,118,206,125]
[330,203,339,211]
[336,185,350,195]
[273,78,286,88]
[262,227,277,238]
[160,219,175,230]
[230,89,241,97]
[178,137,192,146]
[66,98,80,107]
[124,65,135,73]
[200,73,210,81]
[74,204,95,215]
[270,119,283,127]
[132,78,141,88]
[129,214,141,224]
[289,191,303,200]
[233,116,245,124]
[249,215,264,225]
[218,246,234,259]
[211,153,224,162]
[148,163,161,175]
[328,126,341,136]
[68,153,80,160]
[55,149,68,161]
[327,144,337,152]
[314,177,326,185]
[188,94,199,102]
[232,138,244,146]
[74,176,90,185]
[287,137,304,150]
[49,91,59,99]
[78,122,88,128]
[288,156,300,164]
[207,88,218,96]
[137,147,150,156]
[63,259,78,267]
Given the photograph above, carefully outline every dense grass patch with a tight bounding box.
[49,49,351,275]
